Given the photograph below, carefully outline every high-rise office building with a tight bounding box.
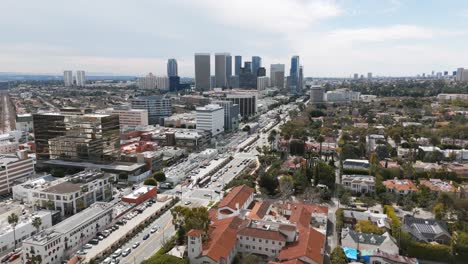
[212,100,240,132]
[239,65,256,89]
[33,112,120,162]
[226,54,232,87]
[252,56,262,76]
[353,73,359,79]
[235,56,242,76]
[76,71,86,87]
[270,64,285,89]
[367,72,372,79]
[244,62,252,73]
[195,53,211,91]
[131,96,172,125]
[310,86,325,103]
[455,68,468,82]
[289,56,300,94]
[299,66,303,94]
[215,53,230,88]
[257,67,266,77]
[169,76,180,92]
[196,104,225,136]
[226,92,257,118]
[155,76,170,91]
[257,76,269,91]
[230,75,240,88]
[167,59,178,77]
[210,75,216,89]
[64,71,73,86]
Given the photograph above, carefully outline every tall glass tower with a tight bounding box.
[290,56,300,94]
[252,56,262,76]
[167,59,178,77]
[235,55,242,76]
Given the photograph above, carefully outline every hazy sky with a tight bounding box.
[1,0,468,77]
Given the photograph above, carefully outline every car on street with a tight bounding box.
[111,248,122,258]
[110,260,120,264]
[89,238,99,245]
[102,257,112,264]
[8,253,21,262]
[97,235,104,241]
[122,248,131,257]
[150,226,158,233]
[132,242,140,249]
[83,244,93,249]
[143,234,150,240]
[184,201,191,205]
[76,250,87,255]
[1,253,13,263]
[203,193,212,197]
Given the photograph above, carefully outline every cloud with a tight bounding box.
[190,0,343,34]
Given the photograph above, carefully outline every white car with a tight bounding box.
[184,201,192,205]
[83,244,93,249]
[132,242,140,249]
[150,226,159,233]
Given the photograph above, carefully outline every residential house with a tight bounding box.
[341,228,399,255]
[343,159,370,170]
[402,216,451,245]
[383,178,418,195]
[342,210,390,231]
[342,175,375,194]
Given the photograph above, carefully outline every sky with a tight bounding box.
[1,0,468,77]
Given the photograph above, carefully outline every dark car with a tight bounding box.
[1,253,13,263]
[143,234,150,240]
[89,239,99,245]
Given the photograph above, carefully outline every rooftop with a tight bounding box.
[218,185,254,210]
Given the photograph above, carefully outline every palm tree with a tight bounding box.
[32,217,42,235]
[317,135,325,157]
[8,213,19,249]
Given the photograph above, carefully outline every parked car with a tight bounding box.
[76,250,87,255]
[8,253,20,262]
[184,201,191,205]
[132,242,140,249]
[89,238,99,245]
[150,226,158,233]
[97,236,104,241]
[143,234,150,240]
[83,244,93,249]
[1,253,13,263]
[122,248,131,257]
[110,259,120,264]
[102,257,112,264]
[111,248,122,258]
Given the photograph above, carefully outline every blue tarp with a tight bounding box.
[343,247,358,261]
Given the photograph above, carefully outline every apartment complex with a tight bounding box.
[131,96,172,125]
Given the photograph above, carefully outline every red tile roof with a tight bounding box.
[187,229,204,237]
[268,260,307,264]
[249,201,272,220]
[218,185,254,210]
[278,226,325,264]
[383,179,418,191]
[238,227,287,242]
[202,216,246,262]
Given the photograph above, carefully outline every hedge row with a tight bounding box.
[406,242,452,262]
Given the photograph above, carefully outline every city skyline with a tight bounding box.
[1,0,468,77]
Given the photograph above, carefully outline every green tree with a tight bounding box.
[8,213,19,249]
[32,217,42,234]
[330,246,347,264]
[153,171,166,182]
[144,178,158,186]
[433,203,445,221]
[340,191,351,207]
[259,173,278,195]
[355,220,384,235]
[171,206,210,234]
[317,135,325,156]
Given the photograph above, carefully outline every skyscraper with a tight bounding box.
[167,59,178,77]
[367,72,372,79]
[252,56,262,76]
[226,54,232,87]
[235,56,242,76]
[353,73,359,79]
[76,70,86,87]
[195,53,211,91]
[270,64,285,89]
[244,61,252,72]
[215,53,230,88]
[239,63,256,89]
[299,66,303,94]
[64,70,73,86]
[289,56,300,94]
[257,67,266,77]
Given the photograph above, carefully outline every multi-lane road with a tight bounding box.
[0,92,16,133]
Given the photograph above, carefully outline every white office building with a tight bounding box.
[76,70,86,87]
[63,71,73,87]
[0,209,53,255]
[0,153,35,195]
[257,76,269,91]
[22,203,114,264]
[456,68,468,82]
[196,104,225,136]
[108,106,148,130]
[270,64,285,89]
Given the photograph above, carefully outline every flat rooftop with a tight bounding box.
[123,186,156,200]
[43,160,145,173]
[43,181,81,194]
[53,202,114,235]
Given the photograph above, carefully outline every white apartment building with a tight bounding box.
[22,203,114,264]
[196,104,224,136]
[342,175,375,194]
[76,70,86,87]
[0,209,52,255]
[325,90,361,102]
[108,107,148,129]
[0,153,35,195]
[16,170,114,216]
[63,71,73,86]
[437,93,468,102]
[257,76,270,91]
